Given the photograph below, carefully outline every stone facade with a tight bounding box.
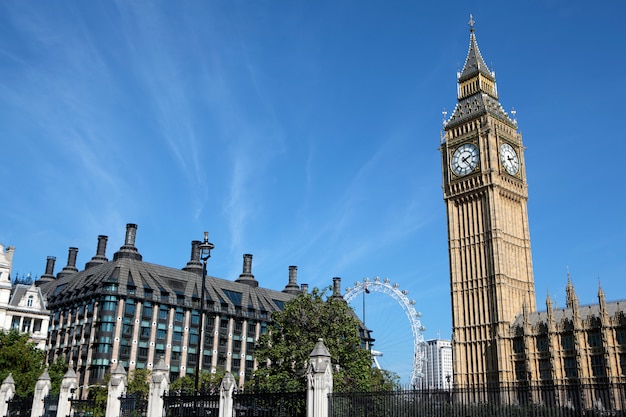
[0,244,50,349]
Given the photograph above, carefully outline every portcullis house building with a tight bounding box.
[39,223,305,393]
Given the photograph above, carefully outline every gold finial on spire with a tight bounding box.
[469,14,475,32]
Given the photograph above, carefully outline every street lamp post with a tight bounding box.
[194,232,214,394]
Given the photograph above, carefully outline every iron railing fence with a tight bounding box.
[162,392,220,417]
[233,390,306,417]
[5,395,32,417]
[329,382,626,417]
[70,397,97,417]
[119,393,148,417]
[43,394,59,417]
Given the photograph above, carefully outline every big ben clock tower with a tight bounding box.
[441,16,536,387]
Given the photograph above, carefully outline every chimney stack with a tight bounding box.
[57,247,79,279]
[332,277,344,300]
[113,223,142,261]
[182,240,203,275]
[235,254,258,287]
[37,256,57,285]
[85,235,109,269]
[282,265,300,295]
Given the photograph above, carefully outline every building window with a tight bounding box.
[536,336,549,352]
[591,355,606,377]
[588,331,602,348]
[124,300,136,317]
[140,327,151,338]
[122,318,133,336]
[174,309,184,323]
[142,302,153,319]
[159,306,168,321]
[97,344,111,353]
[561,334,574,351]
[21,318,31,332]
[11,316,20,330]
[514,361,526,381]
[27,295,34,307]
[616,329,626,346]
[538,359,551,380]
[99,323,114,333]
[564,357,578,378]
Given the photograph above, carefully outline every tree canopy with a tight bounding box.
[0,329,67,396]
[251,288,398,392]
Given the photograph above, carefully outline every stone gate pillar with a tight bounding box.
[57,367,79,417]
[105,364,127,417]
[32,370,52,417]
[306,339,333,417]
[147,358,169,417]
[0,373,16,417]
[218,372,236,417]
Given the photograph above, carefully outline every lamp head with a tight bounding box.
[199,231,214,260]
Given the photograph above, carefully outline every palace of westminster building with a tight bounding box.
[1,17,624,397]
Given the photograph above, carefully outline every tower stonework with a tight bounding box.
[441,17,536,387]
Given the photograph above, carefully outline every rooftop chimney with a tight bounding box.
[282,265,300,295]
[37,256,57,285]
[182,240,203,275]
[235,254,258,287]
[300,283,309,294]
[113,223,142,261]
[57,247,79,279]
[85,235,109,269]
[332,277,344,300]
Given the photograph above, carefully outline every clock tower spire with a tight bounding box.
[441,16,536,387]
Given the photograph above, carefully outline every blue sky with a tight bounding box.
[1,1,625,383]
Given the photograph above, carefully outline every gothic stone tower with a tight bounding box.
[441,17,536,387]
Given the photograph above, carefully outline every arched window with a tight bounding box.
[27,295,34,307]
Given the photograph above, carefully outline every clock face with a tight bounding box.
[451,143,479,176]
[500,143,520,175]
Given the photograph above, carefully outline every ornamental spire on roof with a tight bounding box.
[445,15,515,130]
[459,14,494,83]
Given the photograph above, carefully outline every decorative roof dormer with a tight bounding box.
[445,14,515,130]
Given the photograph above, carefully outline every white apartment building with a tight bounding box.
[424,338,453,389]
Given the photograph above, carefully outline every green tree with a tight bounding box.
[47,357,69,394]
[127,369,150,399]
[87,374,109,417]
[252,288,398,392]
[169,369,227,394]
[0,329,45,396]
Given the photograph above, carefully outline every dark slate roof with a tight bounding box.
[510,300,626,329]
[446,92,514,129]
[41,255,294,313]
